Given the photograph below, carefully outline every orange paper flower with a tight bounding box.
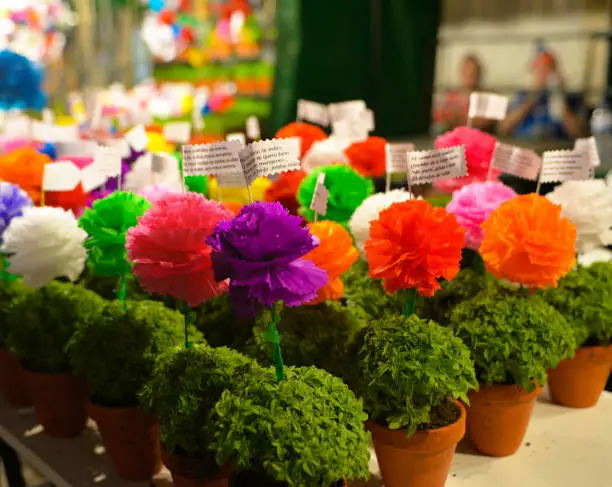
[264,170,306,214]
[480,194,576,288]
[222,201,244,216]
[365,200,465,296]
[0,148,50,205]
[344,136,387,177]
[303,220,359,304]
[275,122,327,158]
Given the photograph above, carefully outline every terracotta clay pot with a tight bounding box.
[24,370,87,438]
[548,345,612,408]
[0,348,31,407]
[89,402,162,481]
[467,383,543,457]
[162,448,231,487]
[367,402,466,487]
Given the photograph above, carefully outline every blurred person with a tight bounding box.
[499,50,584,140]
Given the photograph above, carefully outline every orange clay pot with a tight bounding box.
[467,383,543,457]
[367,402,466,487]
[162,448,231,487]
[0,348,31,407]
[548,345,612,408]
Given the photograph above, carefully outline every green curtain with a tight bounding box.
[270,0,441,137]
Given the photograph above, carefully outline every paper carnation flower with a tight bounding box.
[480,194,577,288]
[275,122,327,158]
[297,165,374,226]
[302,221,359,304]
[546,180,612,253]
[138,184,177,205]
[127,192,232,307]
[0,50,46,111]
[365,200,465,296]
[434,127,500,193]
[264,170,306,215]
[348,190,415,255]
[0,148,50,205]
[344,136,387,178]
[207,202,328,316]
[446,181,517,250]
[302,136,350,173]
[46,183,90,215]
[79,192,152,277]
[2,207,87,287]
[0,182,33,242]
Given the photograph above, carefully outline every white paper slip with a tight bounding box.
[42,161,81,192]
[540,151,593,183]
[31,121,54,141]
[328,100,367,124]
[490,142,541,181]
[42,109,55,125]
[152,153,174,174]
[217,172,248,188]
[239,138,301,185]
[310,172,329,216]
[385,143,415,174]
[80,164,108,192]
[408,146,467,185]
[3,117,32,138]
[574,136,600,167]
[297,99,330,126]
[94,147,123,177]
[226,132,247,147]
[163,121,192,144]
[105,139,131,158]
[55,140,99,157]
[52,125,80,143]
[468,92,509,120]
[182,141,243,177]
[125,125,149,151]
[246,116,261,140]
[331,119,369,143]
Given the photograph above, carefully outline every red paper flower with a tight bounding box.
[365,200,465,296]
[275,122,327,158]
[126,192,233,307]
[264,170,306,214]
[344,136,387,177]
[46,183,89,215]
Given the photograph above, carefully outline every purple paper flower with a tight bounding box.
[446,181,517,250]
[207,201,328,316]
[0,182,33,242]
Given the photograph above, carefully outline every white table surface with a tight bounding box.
[1,390,611,487]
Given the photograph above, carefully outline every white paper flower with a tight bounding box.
[348,190,416,255]
[547,179,612,253]
[302,136,350,173]
[578,248,612,267]
[1,207,87,287]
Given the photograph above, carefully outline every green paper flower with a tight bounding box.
[186,175,209,196]
[297,165,374,227]
[79,192,151,277]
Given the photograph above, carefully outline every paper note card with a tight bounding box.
[385,143,415,174]
[239,138,301,185]
[246,116,261,140]
[182,141,243,177]
[163,121,192,144]
[408,146,467,186]
[468,92,509,120]
[42,161,81,192]
[328,100,367,124]
[55,140,99,157]
[310,172,329,216]
[80,164,108,192]
[52,125,80,143]
[297,99,329,126]
[125,125,149,151]
[94,147,123,177]
[491,142,541,181]
[574,136,600,167]
[4,117,31,138]
[331,119,369,143]
[540,151,593,183]
[226,132,247,147]
[217,172,247,188]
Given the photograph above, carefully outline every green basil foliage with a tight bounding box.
[354,314,477,436]
[0,278,28,347]
[194,294,254,350]
[210,366,371,487]
[140,344,256,458]
[451,290,576,391]
[67,300,187,407]
[7,282,105,373]
[542,262,612,346]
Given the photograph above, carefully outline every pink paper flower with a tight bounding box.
[126,192,233,307]
[138,184,177,205]
[447,181,517,250]
[434,127,500,193]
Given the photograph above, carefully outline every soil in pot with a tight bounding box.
[89,402,162,481]
[24,370,87,438]
[162,448,231,487]
[0,348,31,407]
[467,383,543,457]
[367,401,465,487]
[548,345,612,408]
[230,470,347,486]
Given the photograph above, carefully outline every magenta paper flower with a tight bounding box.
[434,127,500,193]
[126,192,233,307]
[447,181,517,249]
[206,201,328,316]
